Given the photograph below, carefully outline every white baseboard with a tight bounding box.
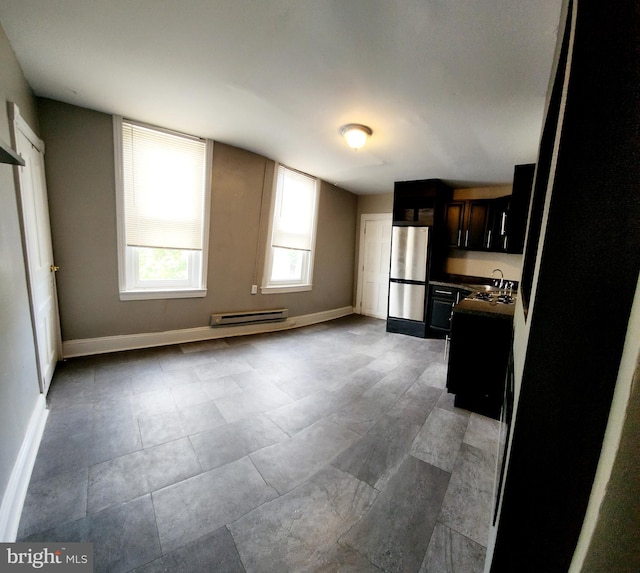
[62,306,355,358]
[0,394,48,542]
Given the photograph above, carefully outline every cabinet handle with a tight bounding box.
[457,229,461,246]
[486,230,492,248]
[501,213,507,235]
[435,289,453,295]
[465,230,469,247]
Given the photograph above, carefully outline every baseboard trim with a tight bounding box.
[0,394,48,542]
[62,306,355,358]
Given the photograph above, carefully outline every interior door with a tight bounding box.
[358,215,392,319]
[12,105,61,394]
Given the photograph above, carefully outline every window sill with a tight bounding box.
[119,288,207,301]
[261,284,312,295]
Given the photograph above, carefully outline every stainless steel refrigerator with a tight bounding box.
[388,226,430,323]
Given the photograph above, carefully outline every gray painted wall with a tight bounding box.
[37,98,358,342]
[0,24,42,509]
[356,192,393,219]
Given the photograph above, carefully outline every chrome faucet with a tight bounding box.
[491,268,504,289]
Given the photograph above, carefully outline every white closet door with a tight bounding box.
[13,106,61,394]
[358,215,392,319]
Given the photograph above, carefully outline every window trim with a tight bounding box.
[261,164,319,294]
[113,116,213,301]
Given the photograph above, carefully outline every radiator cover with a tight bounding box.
[210,308,288,327]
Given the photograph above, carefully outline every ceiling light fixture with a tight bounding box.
[339,123,372,150]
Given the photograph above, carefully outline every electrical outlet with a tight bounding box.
[251,284,258,295]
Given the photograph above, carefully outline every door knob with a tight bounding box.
[50,265,60,272]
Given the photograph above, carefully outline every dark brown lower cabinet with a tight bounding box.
[428,285,472,336]
[446,308,513,420]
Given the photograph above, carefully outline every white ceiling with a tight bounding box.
[0,1,562,194]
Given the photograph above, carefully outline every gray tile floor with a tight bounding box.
[18,315,500,572]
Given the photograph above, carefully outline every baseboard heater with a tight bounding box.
[210,308,288,327]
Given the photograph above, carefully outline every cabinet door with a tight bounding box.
[446,311,512,418]
[393,180,441,224]
[464,200,490,249]
[444,202,464,247]
[430,298,454,330]
[506,163,535,254]
[429,285,463,333]
[487,196,510,251]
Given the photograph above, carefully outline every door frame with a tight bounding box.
[355,212,392,317]
[9,102,62,394]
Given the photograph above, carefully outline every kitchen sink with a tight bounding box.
[465,290,516,305]
[473,284,502,292]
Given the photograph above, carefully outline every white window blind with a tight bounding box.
[271,166,317,252]
[122,121,206,251]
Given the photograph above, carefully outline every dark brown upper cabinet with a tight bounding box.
[487,196,511,252]
[505,163,535,254]
[444,201,465,247]
[393,179,452,226]
[444,199,492,250]
[442,163,534,254]
[465,200,491,249]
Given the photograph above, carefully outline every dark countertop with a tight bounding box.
[453,298,515,319]
[430,273,515,293]
[430,279,473,290]
[430,274,517,319]
[430,279,487,293]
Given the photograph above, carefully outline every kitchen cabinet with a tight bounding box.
[486,196,511,252]
[444,199,492,250]
[392,179,452,225]
[485,165,534,253]
[442,163,534,254]
[446,303,513,419]
[505,163,535,254]
[428,284,472,334]
[466,200,491,249]
[444,201,464,247]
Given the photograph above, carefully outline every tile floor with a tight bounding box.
[18,315,501,572]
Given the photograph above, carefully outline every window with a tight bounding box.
[114,117,212,300]
[262,165,319,293]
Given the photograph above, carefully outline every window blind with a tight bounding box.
[122,121,206,251]
[271,166,317,251]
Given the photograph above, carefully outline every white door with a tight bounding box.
[356,214,392,319]
[11,104,61,394]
